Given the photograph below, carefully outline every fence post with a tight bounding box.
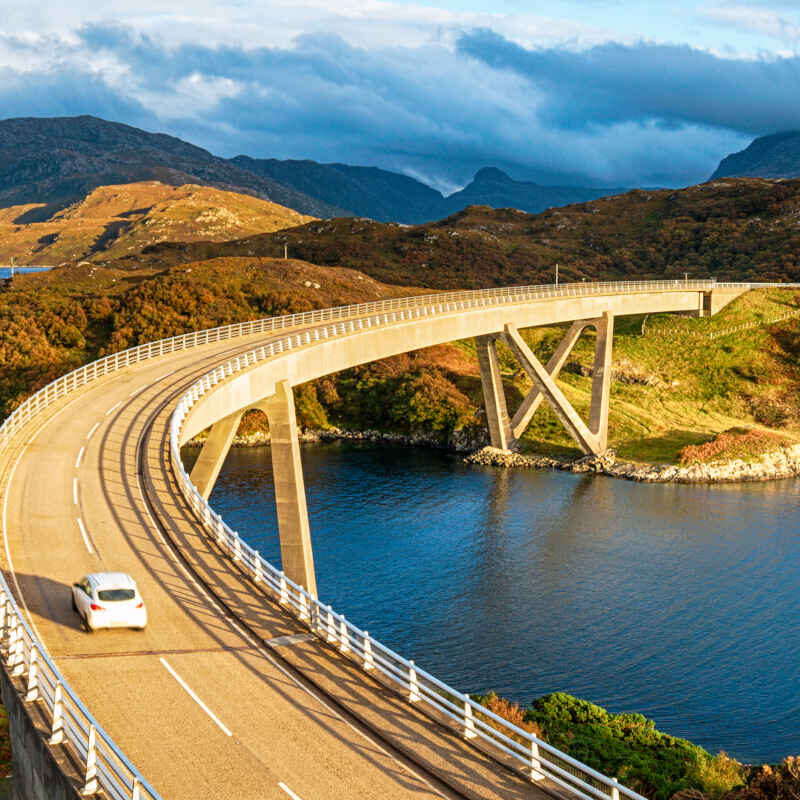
[49,682,64,744]
[530,739,544,780]
[279,574,289,605]
[298,592,310,622]
[612,778,621,800]
[362,632,374,670]
[133,777,141,800]
[82,724,98,795]
[253,552,262,583]
[326,606,336,643]
[25,645,39,701]
[232,534,242,562]
[408,660,420,703]
[339,617,350,653]
[463,700,476,739]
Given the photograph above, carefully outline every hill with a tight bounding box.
[231,156,444,224]
[0,115,344,218]
[435,167,627,219]
[0,182,315,265]
[113,177,800,288]
[711,131,800,179]
[232,158,627,223]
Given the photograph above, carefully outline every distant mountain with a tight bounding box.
[0,181,314,265]
[0,115,627,224]
[232,158,626,223]
[711,132,800,179]
[436,167,627,218]
[0,115,344,219]
[231,156,443,224]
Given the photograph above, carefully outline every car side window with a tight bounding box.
[81,579,92,595]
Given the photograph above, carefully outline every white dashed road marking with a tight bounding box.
[159,658,232,737]
[76,518,93,555]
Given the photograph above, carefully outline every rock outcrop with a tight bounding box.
[465,444,800,483]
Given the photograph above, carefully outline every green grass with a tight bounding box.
[503,289,800,463]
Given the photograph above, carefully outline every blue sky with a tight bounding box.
[2,0,799,192]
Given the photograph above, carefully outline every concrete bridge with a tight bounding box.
[0,280,759,799]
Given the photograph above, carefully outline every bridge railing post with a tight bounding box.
[408,660,420,703]
[49,681,64,744]
[362,632,374,670]
[463,700,477,739]
[25,644,39,702]
[82,723,98,796]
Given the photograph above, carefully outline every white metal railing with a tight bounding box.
[167,279,753,800]
[0,278,759,799]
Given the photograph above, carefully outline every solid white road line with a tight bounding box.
[278,782,304,800]
[76,518,93,555]
[86,422,100,440]
[75,446,85,469]
[73,477,78,506]
[159,658,232,737]
[105,400,122,416]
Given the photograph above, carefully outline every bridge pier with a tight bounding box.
[258,382,318,598]
[476,312,615,456]
[475,335,512,450]
[188,385,318,596]
[189,410,245,500]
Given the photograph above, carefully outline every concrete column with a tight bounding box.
[509,320,590,444]
[503,324,601,455]
[258,381,318,597]
[475,334,512,450]
[588,311,614,451]
[189,410,244,500]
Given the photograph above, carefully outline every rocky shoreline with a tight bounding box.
[187,427,800,484]
[465,444,800,483]
[187,425,488,452]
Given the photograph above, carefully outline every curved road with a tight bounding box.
[2,331,545,800]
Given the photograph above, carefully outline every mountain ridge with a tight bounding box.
[0,115,630,224]
[0,115,345,219]
[711,131,800,179]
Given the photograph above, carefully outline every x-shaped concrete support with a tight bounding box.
[476,312,614,455]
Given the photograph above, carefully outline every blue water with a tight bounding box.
[191,441,800,763]
[0,267,50,278]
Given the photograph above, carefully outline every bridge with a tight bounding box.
[0,279,760,799]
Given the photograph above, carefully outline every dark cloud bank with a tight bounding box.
[2,24,798,189]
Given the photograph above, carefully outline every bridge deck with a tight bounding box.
[2,332,551,800]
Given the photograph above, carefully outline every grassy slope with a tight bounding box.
[0,182,314,266]
[109,177,800,288]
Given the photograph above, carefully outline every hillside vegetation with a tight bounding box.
[1,260,798,465]
[0,182,314,265]
[111,177,800,288]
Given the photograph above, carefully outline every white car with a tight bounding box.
[71,572,147,631]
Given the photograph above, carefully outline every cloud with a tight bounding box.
[0,22,769,190]
[704,6,800,45]
[456,29,800,135]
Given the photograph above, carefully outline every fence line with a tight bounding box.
[0,277,767,799]
[708,308,800,339]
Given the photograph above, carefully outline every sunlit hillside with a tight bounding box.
[0,182,315,265]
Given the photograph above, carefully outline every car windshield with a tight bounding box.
[97,589,135,602]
